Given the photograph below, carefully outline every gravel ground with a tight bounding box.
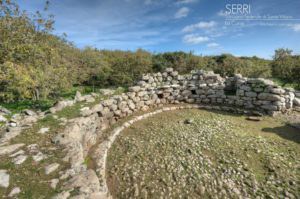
[107,109,300,199]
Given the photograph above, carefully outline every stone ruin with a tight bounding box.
[48,68,300,198]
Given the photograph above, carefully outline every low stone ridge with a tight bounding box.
[0,68,299,198]
[49,68,299,198]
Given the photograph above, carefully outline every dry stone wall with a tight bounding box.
[52,68,300,199]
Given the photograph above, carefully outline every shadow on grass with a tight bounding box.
[262,124,300,144]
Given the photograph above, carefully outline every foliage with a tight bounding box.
[0,1,299,104]
[271,48,300,87]
[102,49,153,86]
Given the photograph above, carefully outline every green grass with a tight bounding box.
[0,85,125,114]
[270,78,300,90]
[0,100,54,114]
[0,113,68,198]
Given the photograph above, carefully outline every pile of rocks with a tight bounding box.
[1,68,299,198]
[52,68,300,198]
[0,109,45,145]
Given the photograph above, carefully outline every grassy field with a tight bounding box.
[107,109,300,198]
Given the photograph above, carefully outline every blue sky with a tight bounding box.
[17,0,300,59]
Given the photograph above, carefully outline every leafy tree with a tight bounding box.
[271,49,298,85]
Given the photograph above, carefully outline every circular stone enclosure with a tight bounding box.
[106,109,300,198]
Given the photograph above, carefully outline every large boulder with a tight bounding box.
[258,93,282,101]
[50,100,75,113]
[293,98,300,106]
[74,91,84,102]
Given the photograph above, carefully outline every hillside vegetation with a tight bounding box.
[0,0,299,106]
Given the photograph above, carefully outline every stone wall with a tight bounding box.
[52,68,300,199]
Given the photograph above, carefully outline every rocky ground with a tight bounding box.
[0,89,122,198]
[107,109,300,199]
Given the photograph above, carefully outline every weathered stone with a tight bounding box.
[128,86,141,92]
[0,143,25,156]
[50,179,59,189]
[182,90,192,97]
[64,170,100,195]
[85,95,95,103]
[8,187,21,197]
[9,150,25,158]
[99,88,115,96]
[0,115,7,122]
[45,163,60,175]
[74,91,84,102]
[293,98,300,106]
[0,106,11,115]
[246,116,262,121]
[23,109,36,116]
[258,93,282,101]
[102,99,114,107]
[165,68,173,73]
[240,85,251,91]
[13,155,27,165]
[50,100,74,113]
[245,92,257,98]
[33,152,47,162]
[38,127,50,134]
[0,170,9,188]
[261,105,278,111]
[91,104,103,113]
[269,88,285,95]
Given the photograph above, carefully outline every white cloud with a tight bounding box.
[176,0,197,4]
[175,7,189,19]
[182,21,217,32]
[217,10,228,17]
[183,34,209,44]
[207,42,219,48]
[290,24,300,32]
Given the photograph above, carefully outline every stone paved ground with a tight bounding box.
[107,109,300,199]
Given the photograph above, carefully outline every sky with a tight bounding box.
[17,0,300,59]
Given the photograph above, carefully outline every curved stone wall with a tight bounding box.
[53,68,300,199]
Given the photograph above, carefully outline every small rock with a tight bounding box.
[27,144,39,154]
[33,152,47,162]
[50,179,59,189]
[74,91,83,102]
[246,116,262,121]
[8,121,17,127]
[38,127,50,134]
[184,119,194,124]
[0,143,25,156]
[0,115,7,122]
[59,117,68,124]
[13,155,28,165]
[99,88,115,96]
[84,95,95,103]
[23,109,36,116]
[9,150,25,158]
[45,163,60,175]
[0,106,11,114]
[8,187,21,197]
[0,170,9,188]
[52,191,70,199]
